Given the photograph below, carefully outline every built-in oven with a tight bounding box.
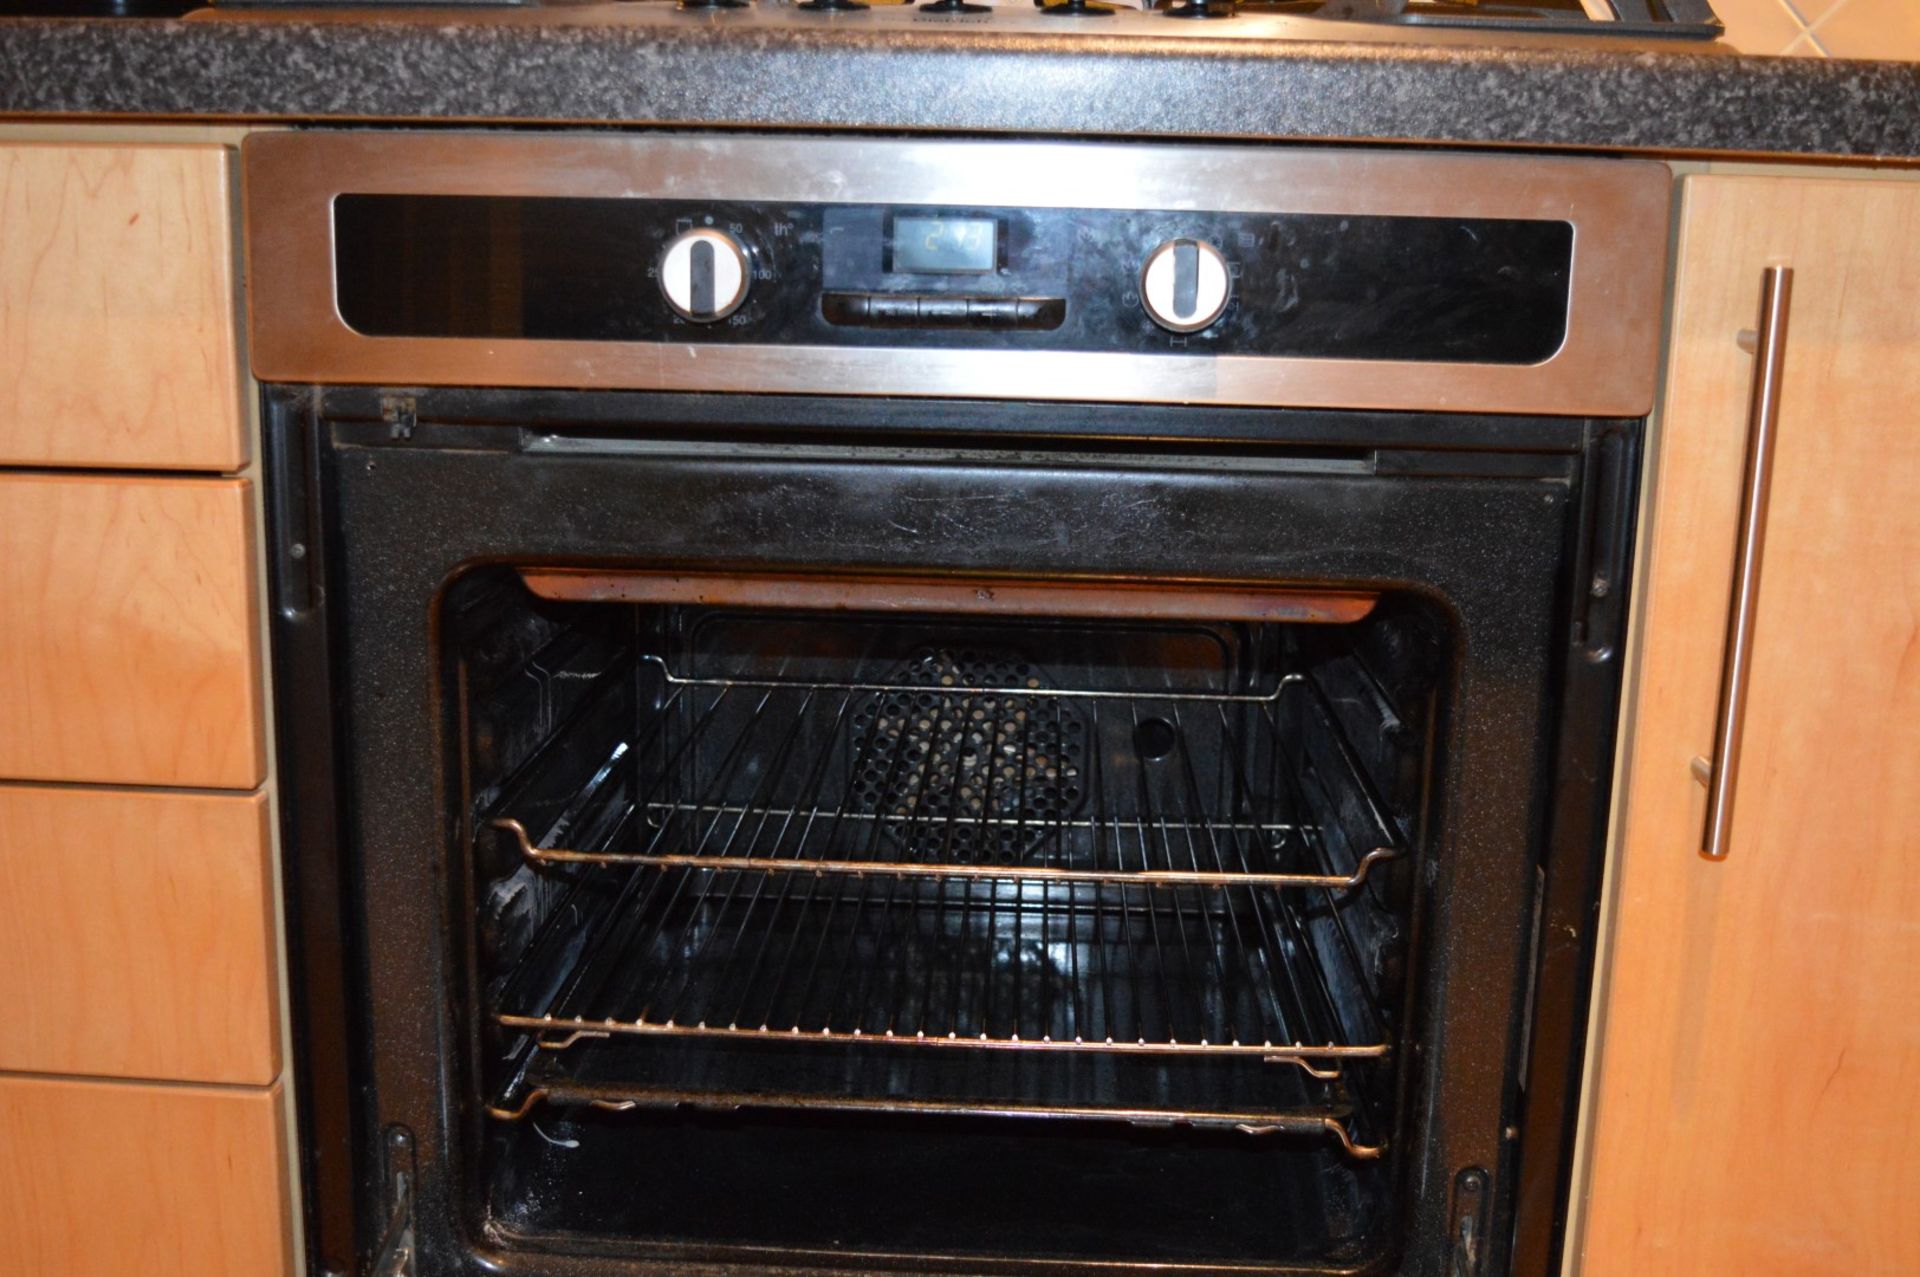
[246,132,1669,1277]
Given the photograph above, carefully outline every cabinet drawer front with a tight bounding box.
[0,474,264,788]
[0,786,279,1084]
[0,143,242,471]
[0,1076,290,1277]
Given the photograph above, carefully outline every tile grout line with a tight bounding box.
[1797,10,1833,56]
[1779,0,1847,56]
[1765,0,1843,58]
[1770,0,1811,47]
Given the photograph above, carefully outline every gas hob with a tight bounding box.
[195,0,1724,42]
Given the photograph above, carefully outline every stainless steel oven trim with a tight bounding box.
[243,131,1671,416]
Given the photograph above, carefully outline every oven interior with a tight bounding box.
[447,567,1446,1271]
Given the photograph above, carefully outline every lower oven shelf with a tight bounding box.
[490,864,1391,1154]
[489,1034,1385,1158]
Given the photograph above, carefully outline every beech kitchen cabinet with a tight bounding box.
[1576,175,1920,1273]
[0,137,292,1277]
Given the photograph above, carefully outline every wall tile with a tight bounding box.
[1711,0,1813,53]
[1812,0,1920,59]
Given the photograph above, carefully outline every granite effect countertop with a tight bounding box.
[1,3,1918,160]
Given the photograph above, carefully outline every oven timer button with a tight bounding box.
[1140,237,1231,334]
[659,227,751,323]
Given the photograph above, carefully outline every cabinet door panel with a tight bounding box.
[0,474,264,788]
[0,143,242,471]
[0,786,279,1084]
[0,1076,290,1277]
[1581,176,1920,1274]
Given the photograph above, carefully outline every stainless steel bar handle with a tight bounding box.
[1695,265,1793,861]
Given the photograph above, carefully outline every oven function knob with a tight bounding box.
[1140,237,1231,334]
[659,227,751,323]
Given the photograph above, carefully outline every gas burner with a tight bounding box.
[797,0,869,10]
[679,0,749,9]
[921,0,993,11]
[1039,0,1115,16]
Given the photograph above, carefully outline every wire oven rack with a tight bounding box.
[490,869,1389,1156]
[492,1029,1386,1157]
[481,657,1405,1157]
[490,657,1400,890]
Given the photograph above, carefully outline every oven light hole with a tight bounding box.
[1134,717,1178,761]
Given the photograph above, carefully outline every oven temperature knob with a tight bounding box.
[659,227,751,323]
[1140,238,1231,334]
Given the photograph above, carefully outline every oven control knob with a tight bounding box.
[659,227,751,323]
[1140,238,1231,334]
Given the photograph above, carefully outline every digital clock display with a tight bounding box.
[890,215,999,275]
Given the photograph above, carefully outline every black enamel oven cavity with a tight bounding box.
[267,388,1637,1277]
[331,195,1572,363]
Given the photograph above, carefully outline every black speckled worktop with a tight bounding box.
[2,4,1918,160]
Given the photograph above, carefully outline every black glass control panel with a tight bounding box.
[333,194,1573,364]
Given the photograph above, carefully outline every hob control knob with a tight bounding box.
[659,227,751,322]
[1140,238,1231,334]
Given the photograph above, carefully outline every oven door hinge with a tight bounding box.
[1570,423,1638,663]
[369,1126,417,1277]
[380,394,419,441]
[1448,1166,1492,1277]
